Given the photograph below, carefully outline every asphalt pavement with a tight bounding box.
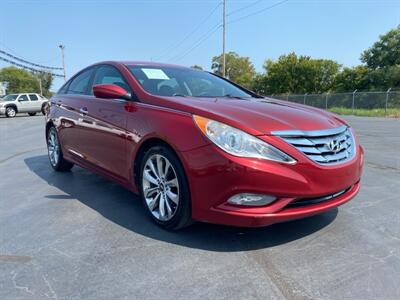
[0,114,399,299]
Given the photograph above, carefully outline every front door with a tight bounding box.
[78,65,130,181]
[17,94,33,112]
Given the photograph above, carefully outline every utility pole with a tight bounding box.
[38,78,43,95]
[222,0,226,78]
[59,45,66,82]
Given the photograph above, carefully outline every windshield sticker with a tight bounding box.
[142,68,170,80]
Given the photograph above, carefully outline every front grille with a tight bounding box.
[287,187,350,208]
[272,125,356,165]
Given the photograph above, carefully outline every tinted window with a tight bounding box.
[128,66,252,98]
[18,95,29,101]
[29,94,39,101]
[92,65,131,94]
[58,83,69,95]
[67,69,94,95]
[2,94,18,101]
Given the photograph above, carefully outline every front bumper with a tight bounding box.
[180,138,364,227]
[0,107,5,115]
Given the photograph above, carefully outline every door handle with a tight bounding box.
[79,107,88,115]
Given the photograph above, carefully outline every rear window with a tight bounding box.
[29,94,39,101]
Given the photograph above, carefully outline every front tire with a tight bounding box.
[41,104,47,115]
[47,126,74,172]
[5,107,16,118]
[139,146,192,230]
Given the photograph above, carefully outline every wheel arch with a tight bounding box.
[133,137,188,189]
[5,104,18,113]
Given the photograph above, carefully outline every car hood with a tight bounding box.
[151,96,346,136]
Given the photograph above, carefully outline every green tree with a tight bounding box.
[0,67,39,94]
[255,53,340,94]
[37,71,54,97]
[0,67,53,96]
[334,65,400,92]
[334,66,370,92]
[361,25,400,69]
[212,52,256,88]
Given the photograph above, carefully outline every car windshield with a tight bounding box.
[128,66,254,98]
[1,94,18,101]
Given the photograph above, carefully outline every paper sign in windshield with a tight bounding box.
[142,68,170,80]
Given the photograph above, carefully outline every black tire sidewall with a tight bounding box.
[47,126,73,172]
[139,146,191,230]
[47,127,61,170]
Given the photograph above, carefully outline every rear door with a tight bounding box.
[28,94,41,111]
[56,68,95,160]
[78,65,130,181]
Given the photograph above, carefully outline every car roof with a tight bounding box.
[94,61,191,70]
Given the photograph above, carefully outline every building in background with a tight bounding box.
[0,82,9,96]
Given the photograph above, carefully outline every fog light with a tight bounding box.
[228,193,277,206]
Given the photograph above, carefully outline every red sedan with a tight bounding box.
[46,61,363,230]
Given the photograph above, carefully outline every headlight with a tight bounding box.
[193,115,296,164]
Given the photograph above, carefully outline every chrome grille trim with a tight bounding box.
[272,126,356,165]
[287,188,350,208]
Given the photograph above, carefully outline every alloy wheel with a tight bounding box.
[142,154,180,221]
[47,128,60,167]
[6,107,16,117]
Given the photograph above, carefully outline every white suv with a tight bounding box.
[0,93,49,118]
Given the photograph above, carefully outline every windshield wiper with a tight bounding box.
[172,93,187,97]
[222,94,249,99]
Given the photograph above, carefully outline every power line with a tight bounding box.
[227,0,289,24]
[0,56,64,78]
[0,49,63,70]
[171,24,222,62]
[227,0,264,16]
[153,2,222,61]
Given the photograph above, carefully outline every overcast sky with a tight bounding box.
[1,0,399,90]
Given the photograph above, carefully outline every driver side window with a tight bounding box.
[92,65,132,95]
[18,94,29,102]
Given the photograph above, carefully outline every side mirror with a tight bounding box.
[93,84,132,101]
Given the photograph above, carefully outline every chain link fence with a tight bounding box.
[269,90,400,117]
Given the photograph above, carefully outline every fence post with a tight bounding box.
[286,93,290,101]
[325,93,329,110]
[352,89,358,114]
[385,88,392,116]
[303,93,308,105]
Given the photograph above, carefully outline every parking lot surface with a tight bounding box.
[0,114,399,299]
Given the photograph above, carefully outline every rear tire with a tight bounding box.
[28,112,37,116]
[5,107,16,118]
[47,126,74,172]
[139,146,192,230]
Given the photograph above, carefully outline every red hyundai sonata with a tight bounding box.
[46,61,363,230]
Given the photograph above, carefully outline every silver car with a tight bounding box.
[0,93,48,118]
